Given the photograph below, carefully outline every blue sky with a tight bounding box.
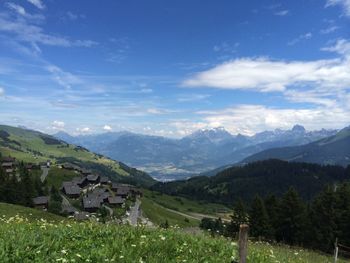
[0,0,350,137]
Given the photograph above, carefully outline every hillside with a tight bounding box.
[0,202,65,222]
[0,125,155,187]
[0,213,345,263]
[243,126,350,167]
[151,159,350,203]
[55,125,336,180]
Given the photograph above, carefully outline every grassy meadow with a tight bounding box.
[0,212,345,263]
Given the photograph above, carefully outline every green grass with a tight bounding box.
[141,197,199,227]
[0,214,345,263]
[0,202,65,222]
[143,189,231,218]
[46,166,78,189]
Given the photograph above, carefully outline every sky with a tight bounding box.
[0,0,350,137]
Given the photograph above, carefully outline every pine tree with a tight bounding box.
[275,187,307,245]
[229,199,248,236]
[249,195,271,239]
[264,194,280,238]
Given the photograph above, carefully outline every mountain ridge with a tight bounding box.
[54,125,338,180]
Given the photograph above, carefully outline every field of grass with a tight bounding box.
[0,202,65,222]
[0,212,344,263]
[46,166,78,189]
[143,189,231,217]
[141,196,199,227]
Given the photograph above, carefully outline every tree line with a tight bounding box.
[200,183,350,254]
[0,156,62,214]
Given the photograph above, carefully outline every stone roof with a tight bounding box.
[87,174,100,182]
[32,196,49,205]
[108,196,124,205]
[82,196,101,209]
[63,184,81,195]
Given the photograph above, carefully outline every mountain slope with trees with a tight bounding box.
[151,159,350,203]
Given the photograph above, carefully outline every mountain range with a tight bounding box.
[242,125,350,166]
[54,125,337,180]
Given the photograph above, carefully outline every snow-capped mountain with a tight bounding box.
[55,125,338,180]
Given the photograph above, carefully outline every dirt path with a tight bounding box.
[40,166,49,182]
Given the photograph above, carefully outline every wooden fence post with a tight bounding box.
[334,238,338,263]
[238,224,249,263]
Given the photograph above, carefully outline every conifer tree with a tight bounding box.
[275,187,307,245]
[229,199,248,235]
[249,195,271,239]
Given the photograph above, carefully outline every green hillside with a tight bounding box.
[152,159,350,203]
[0,125,155,187]
[0,202,65,222]
[243,127,350,166]
[0,212,345,263]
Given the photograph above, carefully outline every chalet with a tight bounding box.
[71,176,88,188]
[62,206,77,215]
[1,157,16,163]
[89,189,110,203]
[87,174,100,184]
[115,187,130,198]
[32,196,49,209]
[107,196,124,206]
[1,162,14,175]
[100,176,110,185]
[62,183,81,198]
[82,196,101,212]
[80,168,92,176]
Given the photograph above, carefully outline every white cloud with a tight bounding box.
[103,125,112,131]
[140,88,153,93]
[274,10,289,16]
[46,65,82,89]
[196,104,350,135]
[0,13,97,48]
[76,127,91,134]
[326,0,350,16]
[26,0,45,10]
[51,120,65,130]
[6,3,26,16]
[288,32,313,46]
[0,87,4,96]
[183,39,350,94]
[320,25,339,34]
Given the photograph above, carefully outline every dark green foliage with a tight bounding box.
[39,135,63,145]
[275,188,307,245]
[48,186,62,215]
[152,159,349,203]
[98,206,109,223]
[230,199,248,234]
[249,195,271,239]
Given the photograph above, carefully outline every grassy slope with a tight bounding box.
[141,189,232,227]
[0,214,344,263]
[141,197,199,227]
[46,167,78,189]
[0,202,65,222]
[143,189,230,215]
[0,125,155,186]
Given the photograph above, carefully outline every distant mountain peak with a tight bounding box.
[292,124,306,133]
